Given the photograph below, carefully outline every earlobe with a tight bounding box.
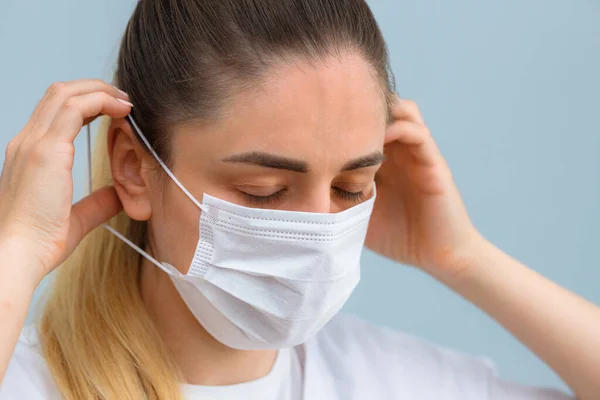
[108,118,153,221]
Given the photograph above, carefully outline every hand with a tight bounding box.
[366,96,482,277]
[0,79,129,284]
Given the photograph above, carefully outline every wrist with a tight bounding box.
[428,231,498,288]
[0,236,47,290]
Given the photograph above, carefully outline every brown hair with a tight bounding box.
[39,1,396,399]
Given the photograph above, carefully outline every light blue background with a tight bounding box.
[1,0,598,393]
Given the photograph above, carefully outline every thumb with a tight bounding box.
[64,186,123,260]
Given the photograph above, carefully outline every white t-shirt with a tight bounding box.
[0,313,574,400]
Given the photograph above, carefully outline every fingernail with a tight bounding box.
[116,98,134,107]
[113,86,129,98]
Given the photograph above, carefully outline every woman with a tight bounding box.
[0,0,598,399]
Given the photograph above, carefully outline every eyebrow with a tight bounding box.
[221,150,385,173]
[341,151,385,171]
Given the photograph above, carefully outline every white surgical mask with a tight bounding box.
[91,115,376,350]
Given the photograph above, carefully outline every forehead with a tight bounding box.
[177,53,387,162]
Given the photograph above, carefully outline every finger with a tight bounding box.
[385,120,443,167]
[24,80,129,139]
[64,186,122,258]
[45,92,132,142]
[391,96,425,125]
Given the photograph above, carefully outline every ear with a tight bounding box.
[108,118,153,221]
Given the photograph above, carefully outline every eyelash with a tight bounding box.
[332,187,366,203]
[241,187,365,205]
[242,189,287,205]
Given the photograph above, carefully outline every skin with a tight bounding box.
[0,53,599,397]
[113,55,386,384]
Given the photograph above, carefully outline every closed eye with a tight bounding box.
[240,188,287,205]
[240,187,366,206]
[332,187,365,203]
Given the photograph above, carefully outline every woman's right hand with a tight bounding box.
[0,79,131,285]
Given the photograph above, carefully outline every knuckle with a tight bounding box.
[92,91,110,104]
[5,138,18,158]
[47,81,67,97]
[86,92,111,115]
[404,99,419,111]
[91,78,108,88]
[62,98,82,116]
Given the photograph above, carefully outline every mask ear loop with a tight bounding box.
[126,114,206,211]
[85,118,180,275]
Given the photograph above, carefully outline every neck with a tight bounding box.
[139,259,277,386]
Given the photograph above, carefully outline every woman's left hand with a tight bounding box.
[366,96,482,277]
[367,96,600,400]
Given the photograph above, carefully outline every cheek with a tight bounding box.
[148,184,201,274]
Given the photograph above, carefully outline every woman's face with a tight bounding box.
[111,53,388,273]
